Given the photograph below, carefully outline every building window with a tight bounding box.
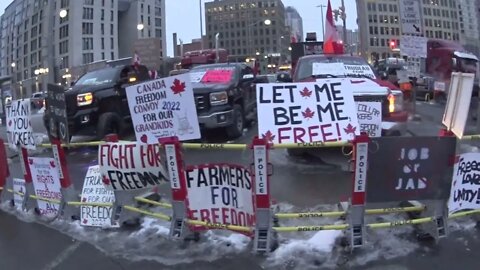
[82,53,94,64]
[59,40,68,54]
[110,37,114,49]
[83,37,93,50]
[155,18,161,27]
[60,0,69,8]
[84,0,94,5]
[111,52,114,60]
[101,38,105,49]
[82,23,93,35]
[101,9,105,20]
[110,24,114,35]
[31,39,37,50]
[101,52,105,59]
[101,23,104,34]
[83,8,94,20]
[155,29,161,37]
[60,25,69,38]
[110,10,114,21]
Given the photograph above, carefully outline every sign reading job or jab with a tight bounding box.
[366,137,456,203]
[256,79,360,144]
[448,153,480,214]
[126,74,201,144]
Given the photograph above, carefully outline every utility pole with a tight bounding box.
[199,0,204,50]
[316,5,326,41]
[341,0,347,51]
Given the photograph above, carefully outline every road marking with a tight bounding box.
[41,241,81,270]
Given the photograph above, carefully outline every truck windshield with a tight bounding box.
[296,56,377,81]
[75,68,118,86]
[459,58,478,71]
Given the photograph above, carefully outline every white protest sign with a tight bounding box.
[400,35,427,58]
[13,178,26,209]
[28,157,62,218]
[399,0,422,35]
[190,71,206,83]
[256,79,360,144]
[396,70,410,84]
[126,74,201,143]
[448,153,480,214]
[98,142,168,191]
[80,165,119,227]
[185,164,255,228]
[312,63,375,79]
[343,65,375,78]
[356,102,382,138]
[434,81,446,92]
[6,99,36,150]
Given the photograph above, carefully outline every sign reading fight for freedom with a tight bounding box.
[185,164,255,229]
[99,142,168,191]
[366,137,456,203]
[356,102,382,138]
[13,178,26,210]
[29,157,62,218]
[126,74,200,143]
[6,99,36,150]
[257,79,359,144]
[448,153,480,214]
[80,165,119,227]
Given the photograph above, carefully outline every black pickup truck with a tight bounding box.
[189,63,262,138]
[44,64,150,141]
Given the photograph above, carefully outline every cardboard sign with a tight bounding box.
[256,79,360,144]
[366,137,456,203]
[185,164,255,229]
[356,102,382,138]
[399,0,422,35]
[448,153,480,214]
[200,70,233,83]
[442,73,475,138]
[29,157,62,217]
[13,178,26,209]
[343,65,375,78]
[98,142,168,191]
[126,74,201,143]
[400,35,427,58]
[6,99,36,150]
[80,165,119,227]
[312,63,375,79]
[46,84,69,143]
[190,71,206,83]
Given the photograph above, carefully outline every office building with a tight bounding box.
[285,6,303,43]
[458,0,479,56]
[0,0,166,98]
[205,0,289,61]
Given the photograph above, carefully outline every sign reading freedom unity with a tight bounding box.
[126,74,201,143]
[256,79,360,144]
[448,153,480,214]
[185,164,255,229]
[98,142,169,191]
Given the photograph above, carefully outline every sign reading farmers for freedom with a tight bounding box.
[366,137,456,203]
[99,142,168,191]
[6,99,36,150]
[448,153,480,214]
[126,74,200,143]
[356,102,382,137]
[257,79,359,144]
[185,164,255,229]
[13,178,26,209]
[80,165,119,227]
[28,157,62,217]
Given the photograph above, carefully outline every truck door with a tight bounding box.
[240,66,256,112]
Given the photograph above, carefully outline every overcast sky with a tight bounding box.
[0,0,357,57]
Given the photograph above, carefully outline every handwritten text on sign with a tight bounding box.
[126,74,200,143]
[29,157,62,218]
[6,99,36,150]
[356,102,382,138]
[99,142,168,191]
[80,165,119,227]
[448,153,480,214]
[256,80,360,144]
[185,164,255,228]
[13,178,26,209]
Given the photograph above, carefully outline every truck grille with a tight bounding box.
[65,94,77,117]
[194,94,209,113]
[354,95,389,117]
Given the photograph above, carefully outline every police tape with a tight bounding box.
[273,224,349,232]
[460,135,480,140]
[123,205,172,222]
[67,201,114,207]
[134,196,173,209]
[274,206,426,219]
[185,219,252,232]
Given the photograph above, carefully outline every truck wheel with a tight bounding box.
[226,105,245,139]
[97,112,123,140]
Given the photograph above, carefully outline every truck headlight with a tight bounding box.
[388,90,404,113]
[210,91,228,106]
[77,92,93,106]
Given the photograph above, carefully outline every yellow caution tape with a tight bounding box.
[365,206,425,215]
[461,135,480,140]
[123,205,172,221]
[273,224,349,232]
[273,141,351,149]
[7,188,25,197]
[185,219,252,232]
[134,197,172,209]
[182,143,247,150]
[29,195,62,204]
[67,201,114,207]
[367,217,435,229]
[449,209,480,219]
[275,206,425,219]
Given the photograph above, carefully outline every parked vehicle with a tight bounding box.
[180,49,228,70]
[189,63,259,138]
[31,91,46,109]
[43,64,150,141]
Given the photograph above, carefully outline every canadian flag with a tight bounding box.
[324,0,344,54]
[133,51,141,69]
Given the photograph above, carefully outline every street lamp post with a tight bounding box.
[316,5,326,41]
[248,19,272,57]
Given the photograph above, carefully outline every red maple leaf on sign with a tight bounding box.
[102,175,110,185]
[302,108,315,119]
[262,130,276,143]
[300,87,312,98]
[170,79,186,96]
[50,160,56,168]
[344,124,357,135]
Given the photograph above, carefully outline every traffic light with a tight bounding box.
[389,40,397,50]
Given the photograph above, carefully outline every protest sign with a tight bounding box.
[29,157,62,217]
[356,102,382,138]
[190,71,207,83]
[256,79,360,144]
[46,84,69,143]
[400,36,427,58]
[448,153,480,214]
[80,165,119,227]
[343,65,375,78]
[13,178,26,209]
[185,164,255,229]
[366,137,456,203]
[99,142,168,191]
[201,70,233,84]
[312,63,376,79]
[6,99,36,150]
[126,74,200,143]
